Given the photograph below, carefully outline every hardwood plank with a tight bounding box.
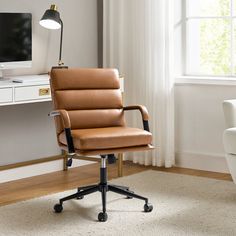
[0,161,232,207]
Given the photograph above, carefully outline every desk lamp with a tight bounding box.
[40,4,67,68]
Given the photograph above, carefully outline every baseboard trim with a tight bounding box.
[176,151,229,173]
[0,157,95,184]
[0,155,63,171]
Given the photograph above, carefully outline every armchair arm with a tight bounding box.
[49,109,71,129]
[123,105,150,131]
[223,100,236,129]
[223,128,236,154]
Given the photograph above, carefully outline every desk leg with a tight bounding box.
[63,151,68,171]
[118,153,123,177]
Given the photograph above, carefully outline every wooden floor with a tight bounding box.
[0,161,232,207]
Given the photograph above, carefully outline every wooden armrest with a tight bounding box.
[123,105,150,131]
[49,109,71,128]
[123,105,149,120]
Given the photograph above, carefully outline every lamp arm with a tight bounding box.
[59,19,64,66]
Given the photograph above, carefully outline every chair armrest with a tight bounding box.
[49,109,75,155]
[123,105,149,120]
[123,105,150,131]
[49,109,71,129]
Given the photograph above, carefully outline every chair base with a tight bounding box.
[53,156,153,222]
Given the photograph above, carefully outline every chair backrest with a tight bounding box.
[50,68,125,134]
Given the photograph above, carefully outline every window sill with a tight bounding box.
[175,76,236,86]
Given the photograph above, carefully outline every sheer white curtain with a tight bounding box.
[103,0,175,167]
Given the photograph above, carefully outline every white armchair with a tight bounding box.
[223,99,236,183]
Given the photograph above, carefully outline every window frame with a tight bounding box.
[184,0,236,78]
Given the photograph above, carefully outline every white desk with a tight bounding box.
[0,74,51,106]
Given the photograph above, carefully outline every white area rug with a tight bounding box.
[1,170,236,236]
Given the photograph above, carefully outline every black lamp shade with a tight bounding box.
[40,9,61,30]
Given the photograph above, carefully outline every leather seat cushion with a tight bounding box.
[59,127,152,150]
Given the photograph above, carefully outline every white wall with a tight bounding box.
[0,102,59,166]
[175,84,236,173]
[0,0,98,165]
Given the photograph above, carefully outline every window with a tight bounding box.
[185,0,236,76]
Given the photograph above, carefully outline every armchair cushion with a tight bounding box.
[59,127,152,150]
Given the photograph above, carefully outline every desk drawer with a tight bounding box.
[15,85,51,102]
[0,88,13,103]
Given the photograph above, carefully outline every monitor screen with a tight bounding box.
[0,13,32,63]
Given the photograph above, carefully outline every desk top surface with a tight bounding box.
[0,74,49,88]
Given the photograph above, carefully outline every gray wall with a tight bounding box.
[0,102,59,166]
[0,0,98,165]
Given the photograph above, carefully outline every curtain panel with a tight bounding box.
[103,0,175,167]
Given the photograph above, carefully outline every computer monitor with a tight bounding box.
[0,12,32,77]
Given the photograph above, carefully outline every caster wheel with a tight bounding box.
[76,195,84,200]
[66,158,73,167]
[144,203,153,212]
[98,212,108,222]
[126,191,134,199]
[54,204,63,213]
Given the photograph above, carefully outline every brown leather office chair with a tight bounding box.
[49,68,154,222]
